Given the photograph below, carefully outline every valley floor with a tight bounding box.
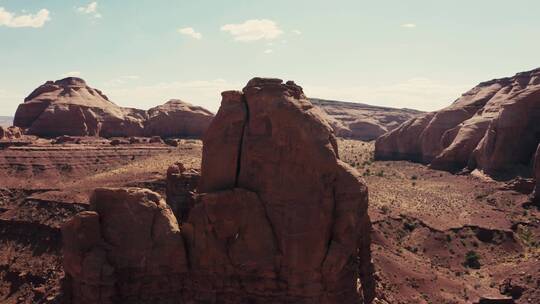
[0,138,538,304]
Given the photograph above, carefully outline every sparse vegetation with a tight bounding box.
[463,251,481,269]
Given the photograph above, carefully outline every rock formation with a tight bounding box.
[0,126,22,140]
[311,98,423,141]
[62,78,375,303]
[62,188,188,303]
[13,77,214,138]
[375,68,540,177]
[165,162,199,222]
[145,99,213,138]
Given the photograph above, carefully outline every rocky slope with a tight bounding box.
[13,78,214,138]
[61,78,375,303]
[375,68,540,177]
[311,98,423,141]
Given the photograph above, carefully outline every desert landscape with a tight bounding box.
[1,2,539,303]
[0,71,537,304]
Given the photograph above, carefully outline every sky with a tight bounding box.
[1,0,539,116]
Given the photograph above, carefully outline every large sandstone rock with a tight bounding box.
[62,188,188,303]
[193,78,374,303]
[376,68,540,176]
[311,98,423,141]
[14,77,214,138]
[62,78,375,303]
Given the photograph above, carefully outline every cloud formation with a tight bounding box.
[401,23,417,28]
[221,19,282,42]
[178,27,202,40]
[77,2,101,18]
[0,7,50,28]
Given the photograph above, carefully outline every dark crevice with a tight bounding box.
[234,95,249,187]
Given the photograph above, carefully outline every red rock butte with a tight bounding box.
[13,77,214,138]
[61,78,375,303]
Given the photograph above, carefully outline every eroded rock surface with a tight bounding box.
[375,68,540,177]
[311,98,423,141]
[14,77,214,138]
[0,126,22,140]
[62,188,188,304]
[62,78,374,303]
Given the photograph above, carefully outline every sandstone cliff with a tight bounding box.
[375,68,540,177]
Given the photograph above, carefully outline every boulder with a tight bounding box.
[14,77,214,138]
[376,68,540,176]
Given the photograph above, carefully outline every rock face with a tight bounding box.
[62,78,374,303]
[145,99,214,138]
[62,188,188,303]
[376,68,540,176]
[165,162,200,222]
[14,77,214,138]
[195,78,374,302]
[311,98,423,141]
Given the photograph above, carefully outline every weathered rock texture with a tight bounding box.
[311,98,423,141]
[166,162,200,222]
[376,68,540,176]
[62,78,374,303]
[62,188,188,304]
[195,78,374,303]
[14,78,214,138]
[0,126,22,140]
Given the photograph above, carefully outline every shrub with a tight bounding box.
[463,251,481,269]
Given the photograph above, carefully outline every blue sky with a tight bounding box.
[1,0,539,115]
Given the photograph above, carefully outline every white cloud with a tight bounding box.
[105,79,241,113]
[401,23,416,28]
[304,78,470,112]
[178,27,202,40]
[292,29,302,35]
[263,49,273,54]
[221,19,283,42]
[77,2,101,18]
[0,7,50,28]
[62,71,81,78]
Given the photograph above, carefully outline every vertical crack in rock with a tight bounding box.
[234,94,249,187]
